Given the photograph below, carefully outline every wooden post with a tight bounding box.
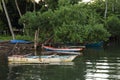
[34,30,38,56]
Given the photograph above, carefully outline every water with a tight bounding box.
[0,43,120,80]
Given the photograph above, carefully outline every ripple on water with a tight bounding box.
[84,56,120,80]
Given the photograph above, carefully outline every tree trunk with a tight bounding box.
[2,0,15,39]
[34,29,39,56]
[33,2,36,12]
[104,0,108,20]
[15,0,22,17]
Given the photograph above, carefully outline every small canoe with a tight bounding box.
[8,55,78,64]
[10,39,32,44]
[43,46,83,52]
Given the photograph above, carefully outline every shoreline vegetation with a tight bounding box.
[0,41,34,55]
[0,35,33,41]
[0,34,38,56]
[0,0,120,56]
[0,35,119,58]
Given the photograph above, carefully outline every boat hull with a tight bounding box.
[43,46,83,52]
[8,55,77,64]
[41,51,82,55]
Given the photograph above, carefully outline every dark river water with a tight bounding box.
[0,43,120,80]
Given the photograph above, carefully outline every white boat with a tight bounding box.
[43,45,83,52]
[8,55,78,64]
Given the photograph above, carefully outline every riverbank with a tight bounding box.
[0,41,35,56]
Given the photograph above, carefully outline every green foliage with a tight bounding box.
[0,35,12,40]
[15,35,33,41]
[58,0,71,7]
[54,4,88,26]
[54,23,87,43]
[19,2,110,43]
[19,10,55,41]
[54,23,110,43]
[19,11,39,36]
[88,0,105,16]
[107,15,120,36]
[0,35,33,41]
[86,24,110,42]
[38,0,58,10]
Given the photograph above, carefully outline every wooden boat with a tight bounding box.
[43,46,83,52]
[8,55,78,64]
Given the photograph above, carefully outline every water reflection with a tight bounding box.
[7,62,85,80]
[6,51,120,80]
[84,46,120,80]
[0,54,8,80]
[1,44,120,80]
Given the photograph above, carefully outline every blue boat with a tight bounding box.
[85,41,103,48]
[10,39,32,44]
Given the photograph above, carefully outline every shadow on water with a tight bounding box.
[0,54,9,80]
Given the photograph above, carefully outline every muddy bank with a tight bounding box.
[0,41,38,56]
